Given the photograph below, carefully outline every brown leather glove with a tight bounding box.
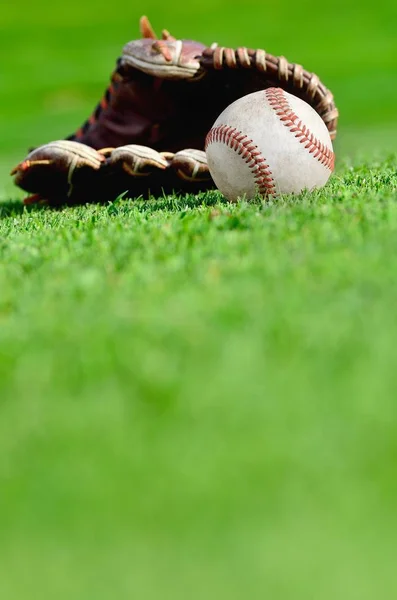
[11,16,339,205]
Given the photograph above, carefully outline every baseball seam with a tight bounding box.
[205,125,276,196]
[266,88,335,171]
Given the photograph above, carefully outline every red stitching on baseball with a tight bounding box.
[205,125,276,196]
[265,88,335,171]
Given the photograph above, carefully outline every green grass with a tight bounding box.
[1,160,397,597]
[1,0,397,598]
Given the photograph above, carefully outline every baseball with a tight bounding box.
[205,88,334,201]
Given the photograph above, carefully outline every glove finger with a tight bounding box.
[107,144,171,176]
[170,149,212,183]
[83,144,174,202]
[100,147,213,201]
[11,140,104,203]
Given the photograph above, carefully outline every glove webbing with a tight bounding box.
[200,47,339,139]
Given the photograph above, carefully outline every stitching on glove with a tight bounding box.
[70,59,124,141]
[266,88,335,171]
[205,125,276,196]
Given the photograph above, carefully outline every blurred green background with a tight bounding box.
[0,0,396,198]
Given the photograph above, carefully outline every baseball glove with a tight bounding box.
[11,16,339,205]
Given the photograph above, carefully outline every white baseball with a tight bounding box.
[205,88,335,201]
